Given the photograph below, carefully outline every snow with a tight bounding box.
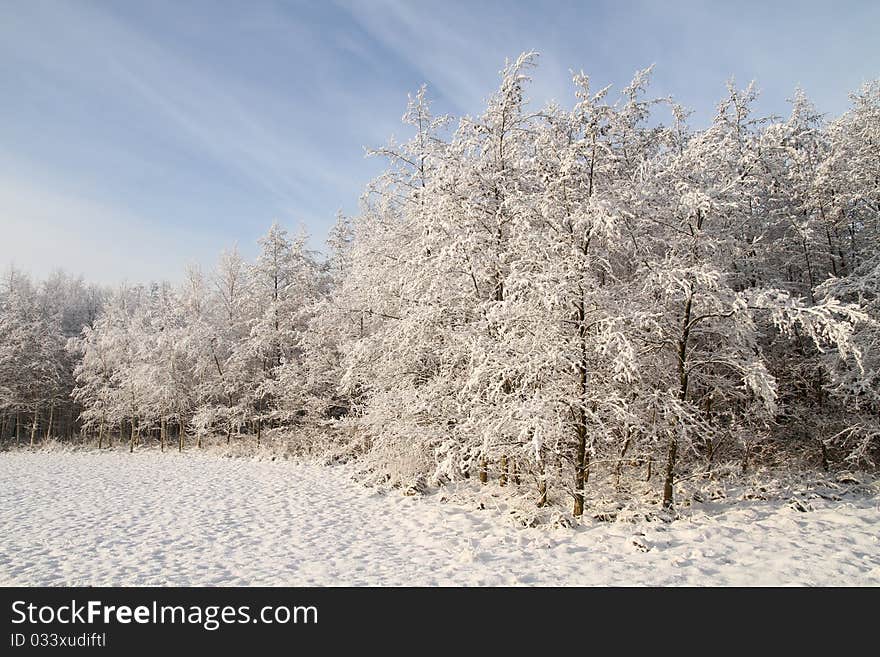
[1,451,878,586]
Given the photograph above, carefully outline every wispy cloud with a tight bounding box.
[1,0,877,283]
[2,1,355,203]
[338,0,572,113]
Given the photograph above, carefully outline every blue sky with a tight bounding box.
[2,0,878,283]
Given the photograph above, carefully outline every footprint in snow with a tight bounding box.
[631,536,651,552]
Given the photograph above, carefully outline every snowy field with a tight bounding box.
[1,451,878,586]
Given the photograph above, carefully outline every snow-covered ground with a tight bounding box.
[1,451,878,586]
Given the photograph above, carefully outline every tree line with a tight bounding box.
[2,54,877,513]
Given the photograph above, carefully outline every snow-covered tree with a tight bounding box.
[9,57,880,516]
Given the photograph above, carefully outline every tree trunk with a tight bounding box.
[704,435,716,476]
[537,462,547,507]
[29,406,39,447]
[499,455,508,486]
[160,417,166,452]
[178,421,184,453]
[479,457,488,484]
[662,432,677,509]
[46,401,55,444]
[573,291,591,517]
[573,421,588,516]
[98,415,105,450]
[801,237,816,304]
[615,436,631,491]
[130,417,137,453]
[664,286,694,509]
[16,412,21,446]
[256,396,263,448]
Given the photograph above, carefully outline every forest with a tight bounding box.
[1,54,878,515]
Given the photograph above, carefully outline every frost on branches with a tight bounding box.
[1,55,877,516]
